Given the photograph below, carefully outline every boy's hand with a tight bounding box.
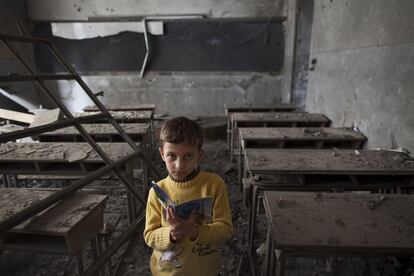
[167,207,184,242]
[166,207,199,242]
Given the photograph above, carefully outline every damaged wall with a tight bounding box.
[0,0,43,112]
[27,0,287,21]
[50,73,282,116]
[25,0,288,115]
[306,0,414,153]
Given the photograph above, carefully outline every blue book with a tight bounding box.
[150,181,212,223]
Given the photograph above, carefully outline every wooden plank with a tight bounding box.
[0,142,136,162]
[0,124,25,133]
[233,112,330,125]
[75,110,152,123]
[0,108,34,124]
[83,104,156,112]
[264,191,414,253]
[0,188,107,253]
[29,108,62,128]
[224,104,296,115]
[244,148,414,175]
[38,123,149,136]
[240,127,365,141]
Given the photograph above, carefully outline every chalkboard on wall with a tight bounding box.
[34,20,284,73]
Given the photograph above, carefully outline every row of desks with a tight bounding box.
[229,112,331,159]
[225,104,414,275]
[0,105,157,273]
[243,149,414,276]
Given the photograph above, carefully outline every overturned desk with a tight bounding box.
[230,112,331,159]
[243,148,414,258]
[0,188,107,273]
[238,127,367,185]
[263,191,414,276]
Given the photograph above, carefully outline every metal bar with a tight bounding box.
[139,19,149,78]
[0,113,107,143]
[0,151,140,233]
[0,74,76,82]
[82,214,144,276]
[2,37,150,208]
[0,33,51,44]
[46,42,161,179]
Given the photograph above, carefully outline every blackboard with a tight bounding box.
[34,20,284,73]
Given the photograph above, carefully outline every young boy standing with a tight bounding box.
[144,117,233,276]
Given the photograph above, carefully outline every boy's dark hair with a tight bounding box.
[159,117,203,150]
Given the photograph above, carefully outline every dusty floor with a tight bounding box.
[1,139,413,275]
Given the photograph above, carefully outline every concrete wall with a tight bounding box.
[53,72,283,116]
[0,0,43,111]
[27,0,286,21]
[25,0,288,115]
[306,0,414,152]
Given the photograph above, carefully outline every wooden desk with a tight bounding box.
[76,110,155,150]
[230,112,330,159]
[263,191,414,276]
[83,104,156,112]
[0,188,107,254]
[75,110,152,124]
[224,104,296,115]
[237,127,367,186]
[36,123,151,149]
[0,142,144,223]
[243,148,414,258]
[0,188,107,273]
[224,104,296,154]
[0,142,136,174]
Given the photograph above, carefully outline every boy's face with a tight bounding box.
[159,142,203,181]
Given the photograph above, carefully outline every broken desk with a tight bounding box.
[237,127,367,186]
[35,123,152,151]
[0,188,107,273]
[224,104,296,156]
[230,112,331,160]
[243,148,414,258]
[263,191,414,276]
[0,142,145,223]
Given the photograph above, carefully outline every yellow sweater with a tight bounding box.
[144,171,233,276]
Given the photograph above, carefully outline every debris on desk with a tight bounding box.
[364,195,387,210]
[65,148,91,162]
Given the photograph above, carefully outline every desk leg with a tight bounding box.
[125,161,136,223]
[262,228,272,276]
[90,237,100,276]
[230,127,235,161]
[248,185,259,255]
[150,119,155,153]
[142,159,148,192]
[76,250,84,274]
[227,118,231,151]
[238,141,243,191]
[2,174,10,187]
[275,250,285,276]
[104,235,113,275]
[236,251,257,276]
[96,235,104,275]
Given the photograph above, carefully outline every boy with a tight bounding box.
[144,117,233,276]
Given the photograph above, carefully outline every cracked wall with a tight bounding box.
[306,0,414,152]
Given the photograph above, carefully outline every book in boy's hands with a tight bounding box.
[150,181,212,223]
